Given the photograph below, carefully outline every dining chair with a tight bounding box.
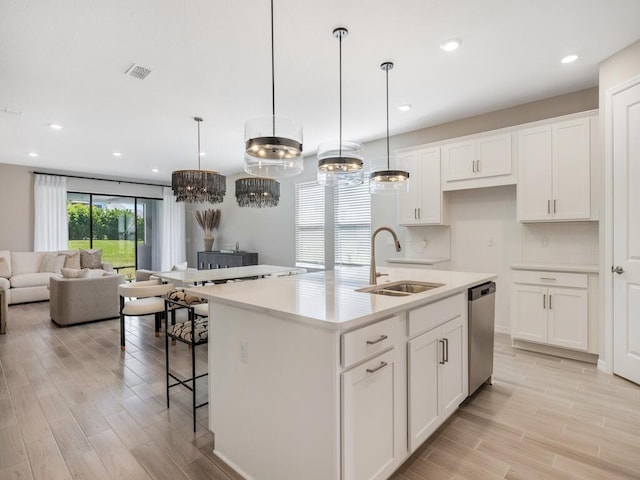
[118,280,175,351]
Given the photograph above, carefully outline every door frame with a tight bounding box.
[601,73,640,374]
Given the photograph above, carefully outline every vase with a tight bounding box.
[203,235,214,252]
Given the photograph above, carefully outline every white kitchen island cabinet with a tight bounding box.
[187,267,495,480]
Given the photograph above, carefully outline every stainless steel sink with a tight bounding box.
[356,281,444,296]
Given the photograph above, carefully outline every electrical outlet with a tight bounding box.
[240,340,248,363]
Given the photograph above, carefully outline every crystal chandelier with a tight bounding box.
[235,177,280,208]
[369,62,410,194]
[243,0,303,178]
[172,117,226,203]
[317,27,364,187]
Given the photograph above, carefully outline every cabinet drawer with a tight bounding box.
[512,270,587,289]
[408,293,465,338]
[342,316,400,369]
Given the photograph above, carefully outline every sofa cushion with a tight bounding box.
[40,253,66,274]
[11,252,48,276]
[0,257,10,278]
[60,250,81,270]
[0,251,11,277]
[11,272,56,288]
[61,268,89,279]
[80,249,102,269]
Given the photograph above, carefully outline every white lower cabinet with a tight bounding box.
[342,348,403,480]
[407,315,466,452]
[511,271,588,351]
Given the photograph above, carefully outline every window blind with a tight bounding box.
[295,181,325,268]
[295,179,371,269]
[334,180,371,266]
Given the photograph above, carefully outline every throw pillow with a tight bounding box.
[0,258,10,278]
[61,268,89,279]
[40,253,66,274]
[171,261,188,271]
[62,250,81,270]
[80,249,102,269]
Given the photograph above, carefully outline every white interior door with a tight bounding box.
[613,80,640,385]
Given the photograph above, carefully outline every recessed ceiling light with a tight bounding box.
[151,168,159,173]
[561,54,578,64]
[112,152,122,157]
[49,124,63,130]
[440,39,461,52]
[398,104,412,112]
[28,152,39,157]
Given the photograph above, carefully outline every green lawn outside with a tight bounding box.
[68,240,139,279]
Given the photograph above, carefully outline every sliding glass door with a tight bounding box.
[67,193,162,279]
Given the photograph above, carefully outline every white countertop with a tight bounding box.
[511,263,599,274]
[386,258,450,265]
[186,266,495,330]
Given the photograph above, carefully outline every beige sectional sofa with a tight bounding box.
[0,249,112,311]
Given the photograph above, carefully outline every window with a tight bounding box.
[334,181,371,266]
[295,180,371,269]
[295,181,325,268]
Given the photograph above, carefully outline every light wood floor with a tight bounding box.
[1,303,639,480]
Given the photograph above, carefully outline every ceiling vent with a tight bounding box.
[125,63,151,80]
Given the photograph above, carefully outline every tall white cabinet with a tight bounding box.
[396,146,444,225]
[517,117,592,222]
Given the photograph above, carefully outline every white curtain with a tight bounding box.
[160,186,186,271]
[34,174,68,251]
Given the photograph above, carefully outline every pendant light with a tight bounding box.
[235,177,280,208]
[369,62,410,194]
[244,0,303,178]
[317,27,364,187]
[172,117,226,203]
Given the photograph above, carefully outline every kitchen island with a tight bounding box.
[187,266,495,480]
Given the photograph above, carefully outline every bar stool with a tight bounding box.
[165,294,209,432]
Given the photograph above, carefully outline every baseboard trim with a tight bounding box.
[512,339,599,364]
[597,358,612,374]
[494,325,511,335]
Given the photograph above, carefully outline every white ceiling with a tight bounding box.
[1,0,640,183]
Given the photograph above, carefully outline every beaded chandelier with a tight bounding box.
[171,117,226,203]
[235,177,280,208]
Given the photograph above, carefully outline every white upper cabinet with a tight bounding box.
[396,146,445,225]
[442,133,513,190]
[517,117,592,222]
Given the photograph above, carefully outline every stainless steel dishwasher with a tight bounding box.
[468,281,496,396]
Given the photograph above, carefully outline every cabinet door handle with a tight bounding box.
[417,207,421,219]
[366,361,388,374]
[540,277,556,281]
[553,199,557,213]
[612,266,625,274]
[476,160,480,173]
[439,339,446,364]
[547,199,551,214]
[543,294,546,309]
[366,334,388,345]
[443,337,449,363]
[549,295,552,310]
